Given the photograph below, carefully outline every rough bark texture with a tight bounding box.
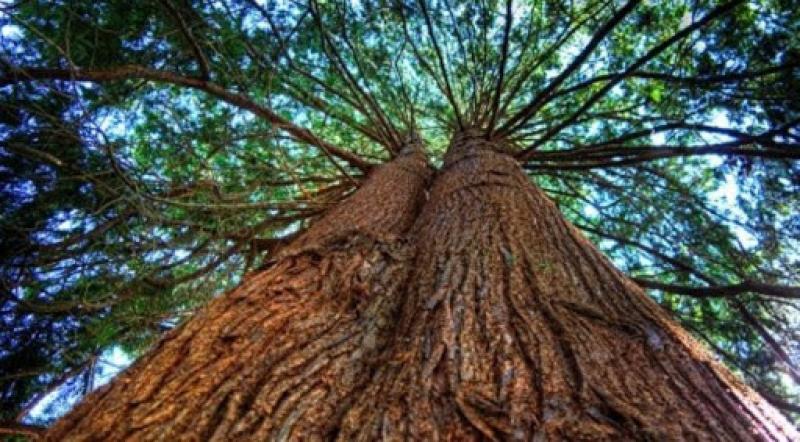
[337,131,798,441]
[45,132,798,441]
[45,144,432,441]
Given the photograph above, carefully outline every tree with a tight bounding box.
[0,0,798,439]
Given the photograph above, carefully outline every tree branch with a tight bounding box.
[547,63,799,101]
[310,0,400,150]
[159,0,211,80]
[417,0,464,128]
[496,5,605,124]
[497,0,640,135]
[516,0,743,158]
[632,278,800,299]
[524,141,799,170]
[0,64,373,172]
[485,0,514,135]
[735,302,800,385]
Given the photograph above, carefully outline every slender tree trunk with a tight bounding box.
[337,131,798,441]
[45,144,432,441]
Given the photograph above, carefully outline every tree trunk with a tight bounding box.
[46,132,798,441]
[45,144,432,441]
[336,131,797,441]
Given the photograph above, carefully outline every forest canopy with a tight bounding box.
[0,0,798,429]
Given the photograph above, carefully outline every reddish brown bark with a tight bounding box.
[337,131,798,441]
[45,132,798,441]
[45,143,431,441]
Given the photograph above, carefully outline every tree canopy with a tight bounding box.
[1,0,798,427]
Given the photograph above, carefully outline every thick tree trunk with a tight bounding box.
[46,132,797,441]
[45,144,432,441]
[337,131,797,441]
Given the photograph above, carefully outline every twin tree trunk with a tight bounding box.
[47,132,796,441]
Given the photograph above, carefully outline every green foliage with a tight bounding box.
[1,0,798,427]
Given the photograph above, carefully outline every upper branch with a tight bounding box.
[485,0,514,136]
[496,0,641,135]
[310,0,400,151]
[417,0,464,128]
[515,0,743,159]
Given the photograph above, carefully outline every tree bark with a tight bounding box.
[337,130,798,441]
[45,132,798,441]
[45,144,432,441]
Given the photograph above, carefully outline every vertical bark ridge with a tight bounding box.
[337,132,797,441]
[45,146,433,441]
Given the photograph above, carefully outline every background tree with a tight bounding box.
[0,0,798,437]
